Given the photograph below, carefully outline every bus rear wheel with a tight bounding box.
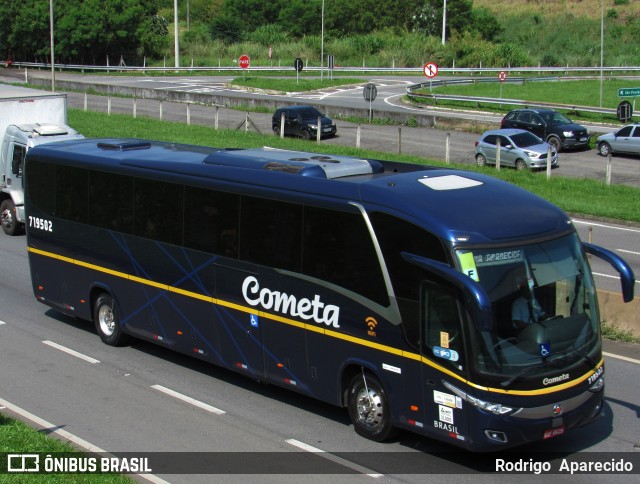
[347,373,395,442]
[93,293,128,346]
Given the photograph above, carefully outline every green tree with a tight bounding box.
[326,0,423,35]
[277,0,321,38]
[209,14,244,43]
[8,0,51,61]
[219,0,284,31]
[470,7,503,42]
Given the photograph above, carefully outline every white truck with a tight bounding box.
[0,85,84,235]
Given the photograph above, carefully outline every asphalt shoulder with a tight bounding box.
[603,338,640,362]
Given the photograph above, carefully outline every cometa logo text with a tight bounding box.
[242,276,340,328]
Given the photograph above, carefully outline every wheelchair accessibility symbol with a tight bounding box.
[250,314,259,327]
[540,342,551,357]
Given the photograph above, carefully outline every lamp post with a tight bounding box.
[174,0,180,69]
[49,0,55,91]
[600,0,604,108]
[442,0,447,46]
[320,0,325,82]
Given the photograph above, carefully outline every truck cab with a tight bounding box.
[1,123,84,235]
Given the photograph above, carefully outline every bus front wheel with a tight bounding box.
[347,373,395,442]
[93,293,128,346]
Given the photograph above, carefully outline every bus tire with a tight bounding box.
[93,293,128,346]
[347,373,396,442]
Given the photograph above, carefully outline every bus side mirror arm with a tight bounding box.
[401,252,493,331]
[583,242,636,302]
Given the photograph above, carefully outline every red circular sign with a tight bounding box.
[238,55,250,69]
[499,71,507,82]
[423,62,438,78]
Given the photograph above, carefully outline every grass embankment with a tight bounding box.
[0,414,132,483]
[69,109,640,224]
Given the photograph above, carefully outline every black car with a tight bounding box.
[272,106,337,140]
[500,108,589,151]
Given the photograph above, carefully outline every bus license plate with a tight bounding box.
[543,425,565,440]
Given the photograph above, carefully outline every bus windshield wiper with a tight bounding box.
[501,357,566,388]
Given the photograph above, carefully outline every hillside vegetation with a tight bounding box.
[3,0,640,69]
[472,0,640,67]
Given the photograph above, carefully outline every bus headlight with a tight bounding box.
[443,381,520,416]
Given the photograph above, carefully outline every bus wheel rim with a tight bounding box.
[356,388,383,429]
[98,305,115,336]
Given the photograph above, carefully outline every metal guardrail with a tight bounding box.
[406,77,628,117]
[12,61,640,75]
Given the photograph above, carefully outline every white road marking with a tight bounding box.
[572,219,640,234]
[593,271,640,285]
[151,384,226,415]
[618,249,640,256]
[604,352,640,365]
[42,340,100,364]
[0,396,168,483]
[0,320,5,325]
[286,438,383,478]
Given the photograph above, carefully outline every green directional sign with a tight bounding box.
[618,87,640,97]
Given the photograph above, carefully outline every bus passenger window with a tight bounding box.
[422,284,464,367]
[133,178,183,245]
[239,196,302,272]
[55,165,88,223]
[184,187,239,255]
[89,171,133,233]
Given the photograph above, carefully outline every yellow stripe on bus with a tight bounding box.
[27,246,602,397]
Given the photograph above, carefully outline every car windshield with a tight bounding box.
[542,111,572,126]
[509,132,543,148]
[455,233,599,385]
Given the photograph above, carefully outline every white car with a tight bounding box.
[596,124,640,157]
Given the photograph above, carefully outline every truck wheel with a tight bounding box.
[93,293,129,346]
[1,199,21,236]
[347,372,396,442]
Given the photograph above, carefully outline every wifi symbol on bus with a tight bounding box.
[366,317,378,336]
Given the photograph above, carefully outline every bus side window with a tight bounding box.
[422,283,464,367]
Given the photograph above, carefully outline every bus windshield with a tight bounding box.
[456,234,599,384]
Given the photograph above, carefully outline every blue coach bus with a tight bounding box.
[24,139,635,451]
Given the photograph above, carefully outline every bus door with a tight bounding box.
[420,282,470,445]
[215,261,266,381]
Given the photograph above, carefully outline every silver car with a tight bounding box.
[596,124,640,157]
[474,129,559,170]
